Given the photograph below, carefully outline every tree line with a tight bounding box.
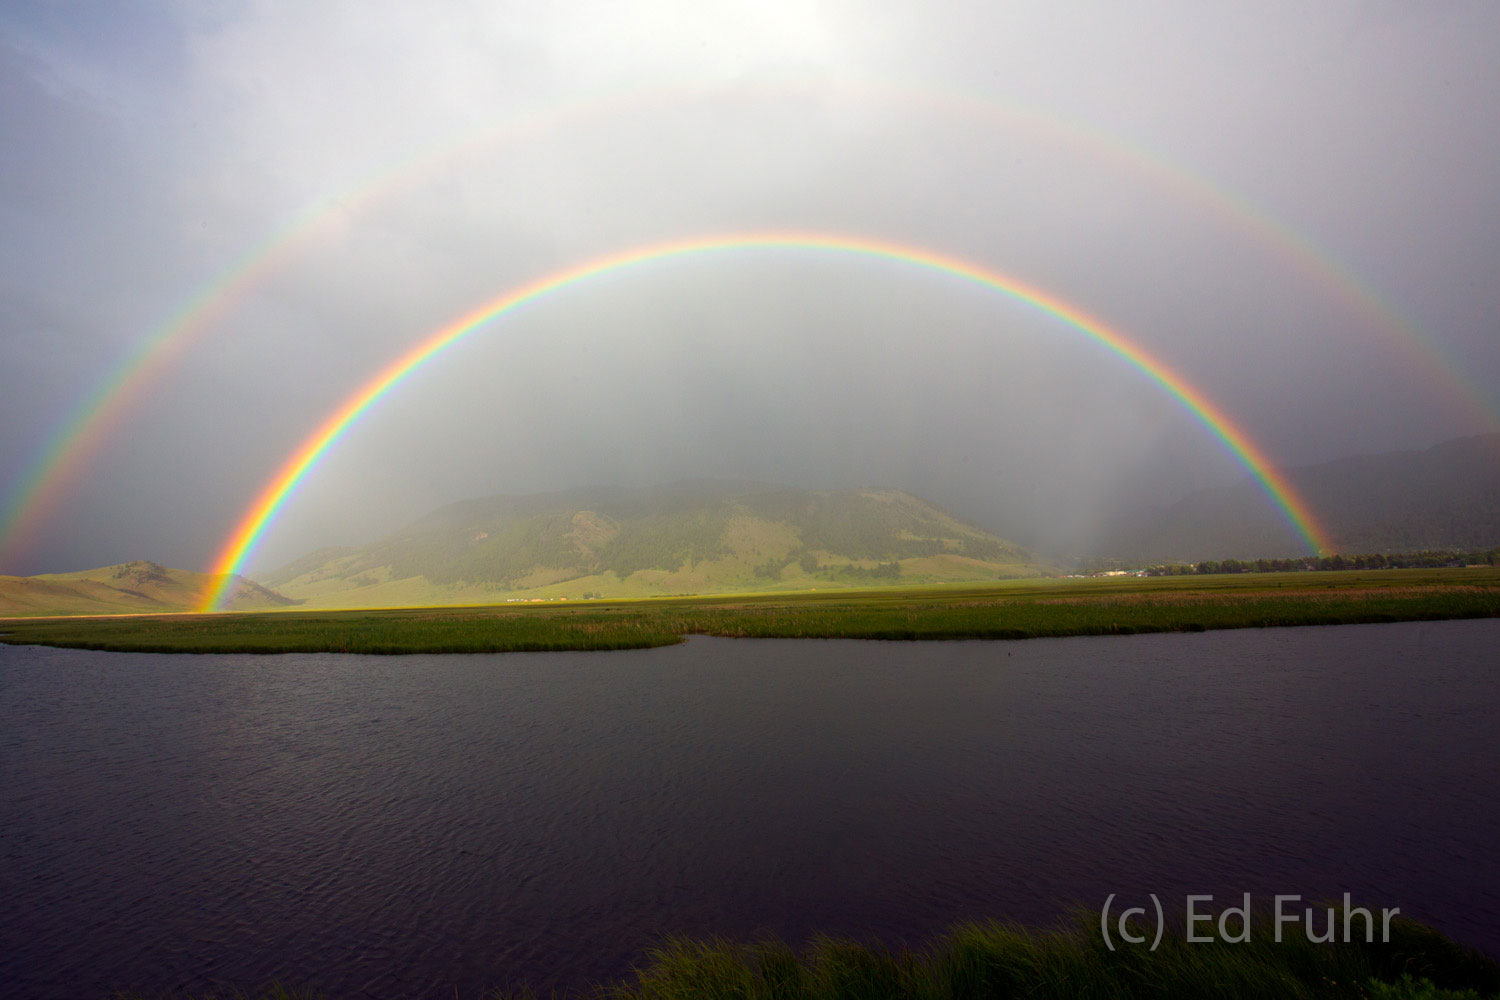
[1134,546,1500,576]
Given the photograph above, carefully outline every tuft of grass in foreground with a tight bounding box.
[7,567,1500,656]
[108,912,1500,999]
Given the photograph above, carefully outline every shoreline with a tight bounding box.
[3,567,1498,655]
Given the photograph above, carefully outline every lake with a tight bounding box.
[2,619,1497,998]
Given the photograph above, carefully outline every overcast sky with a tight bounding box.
[3,1,1498,575]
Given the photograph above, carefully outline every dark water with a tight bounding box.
[2,620,1497,999]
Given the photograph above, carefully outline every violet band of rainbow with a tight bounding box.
[199,232,1332,611]
[4,79,1486,573]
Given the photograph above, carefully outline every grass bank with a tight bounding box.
[9,567,1500,655]
[110,911,1500,998]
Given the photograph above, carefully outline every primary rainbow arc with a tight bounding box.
[200,233,1332,611]
[4,76,1490,575]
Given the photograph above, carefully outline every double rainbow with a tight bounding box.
[200,233,1332,611]
[2,78,1487,572]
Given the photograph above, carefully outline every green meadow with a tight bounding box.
[6,566,1499,655]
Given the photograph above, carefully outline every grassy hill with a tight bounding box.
[262,481,1053,608]
[1108,433,1500,561]
[0,560,296,618]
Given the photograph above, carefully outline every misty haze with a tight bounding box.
[2,3,1498,999]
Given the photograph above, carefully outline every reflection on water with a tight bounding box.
[2,620,1497,998]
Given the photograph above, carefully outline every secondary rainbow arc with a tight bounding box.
[3,76,1489,573]
[200,233,1332,612]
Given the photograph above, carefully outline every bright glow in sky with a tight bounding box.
[2,1,1497,573]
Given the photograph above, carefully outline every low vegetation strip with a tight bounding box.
[4,568,1499,655]
[108,912,1500,998]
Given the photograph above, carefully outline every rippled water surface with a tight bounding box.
[2,620,1498,998]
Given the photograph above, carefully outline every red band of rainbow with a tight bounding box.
[200,233,1331,610]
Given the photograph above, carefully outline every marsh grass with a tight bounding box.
[109,911,1500,999]
[5,568,1499,655]
[554,912,1500,1000]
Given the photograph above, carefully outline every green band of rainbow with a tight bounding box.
[200,233,1331,610]
[6,79,1486,573]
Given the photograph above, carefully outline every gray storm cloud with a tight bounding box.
[2,1,1497,574]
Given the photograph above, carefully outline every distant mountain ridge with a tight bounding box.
[0,561,295,618]
[14,435,1491,617]
[263,480,1052,607]
[1107,433,1500,561]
